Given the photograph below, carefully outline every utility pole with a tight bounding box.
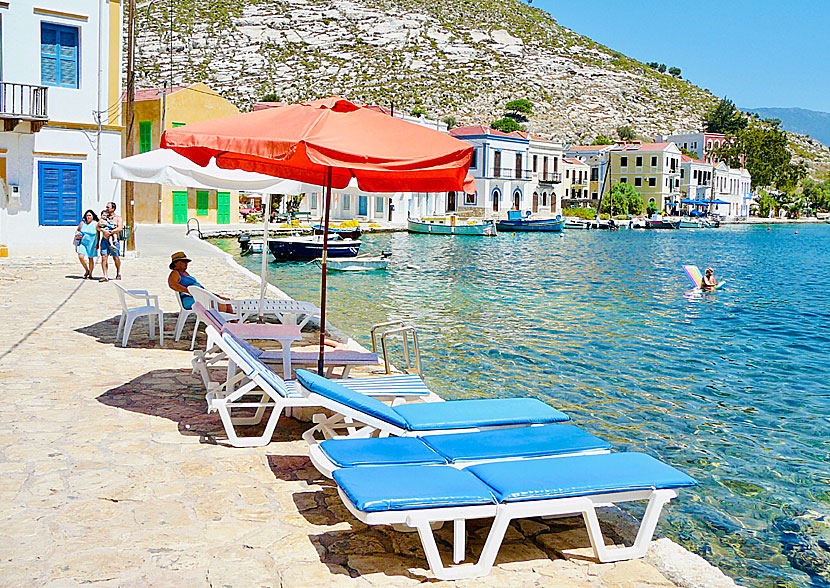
[124,0,136,251]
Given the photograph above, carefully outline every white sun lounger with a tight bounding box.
[331,451,696,580]
[309,423,613,478]
[204,330,432,447]
[295,368,572,446]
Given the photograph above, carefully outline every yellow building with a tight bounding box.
[607,142,682,211]
[123,83,241,224]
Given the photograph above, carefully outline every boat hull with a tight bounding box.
[269,237,361,261]
[408,218,497,236]
[645,220,680,229]
[496,219,565,232]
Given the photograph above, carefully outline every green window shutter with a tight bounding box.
[139,121,152,153]
[196,191,209,216]
[171,122,186,128]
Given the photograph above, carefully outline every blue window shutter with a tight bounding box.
[39,162,82,225]
[41,23,78,88]
[58,28,78,87]
[41,25,58,85]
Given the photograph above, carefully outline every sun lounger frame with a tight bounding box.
[336,484,677,580]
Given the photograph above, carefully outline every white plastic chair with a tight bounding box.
[112,282,164,347]
[188,285,241,351]
[173,290,195,343]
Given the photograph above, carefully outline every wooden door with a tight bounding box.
[532,192,539,213]
[172,191,188,224]
[217,192,230,224]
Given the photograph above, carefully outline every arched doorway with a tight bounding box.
[532,191,538,213]
[513,189,522,211]
[492,188,501,212]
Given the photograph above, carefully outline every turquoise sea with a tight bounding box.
[213,224,830,588]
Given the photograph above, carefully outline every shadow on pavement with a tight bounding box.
[75,312,201,350]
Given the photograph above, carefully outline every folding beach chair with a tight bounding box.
[330,451,696,580]
[295,369,572,445]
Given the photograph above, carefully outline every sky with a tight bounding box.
[534,0,829,113]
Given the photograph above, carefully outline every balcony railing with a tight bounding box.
[538,172,562,184]
[0,83,49,128]
[491,167,532,180]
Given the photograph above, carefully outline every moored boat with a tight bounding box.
[269,234,361,261]
[322,253,390,272]
[678,217,715,228]
[312,223,362,240]
[408,216,497,236]
[645,215,680,229]
[563,217,591,230]
[496,211,565,232]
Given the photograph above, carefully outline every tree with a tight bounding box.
[668,66,681,77]
[657,64,667,73]
[442,116,457,130]
[591,135,614,145]
[490,117,523,133]
[646,62,659,69]
[261,92,278,102]
[802,178,830,212]
[679,147,699,159]
[616,125,635,141]
[704,97,747,134]
[712,124,806,191]
[410,107,426,118]
[504,99,533,122]
[600,182,643,215]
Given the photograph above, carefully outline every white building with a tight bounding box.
[656,131,730,164]
[525,134,564,215]
[0,0,123,256]
[561,157,591,208]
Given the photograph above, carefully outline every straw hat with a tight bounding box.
[169,251,192,269]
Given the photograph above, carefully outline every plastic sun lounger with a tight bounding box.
[204,330,432,447]
[331,452,696,580]
[295,369,572,445]
[309,423,613,478]
[190,303,380,391]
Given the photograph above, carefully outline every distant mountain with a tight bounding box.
[742,107,830,147]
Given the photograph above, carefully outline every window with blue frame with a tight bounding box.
[41,22,79,88]
[39,162,82,225]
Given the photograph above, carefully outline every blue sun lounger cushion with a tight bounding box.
[467,452,696,503]
[319,424,611,469]
[296,369,570,431]
[334,464,497,512]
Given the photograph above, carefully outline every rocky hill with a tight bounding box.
[133,0,829,174]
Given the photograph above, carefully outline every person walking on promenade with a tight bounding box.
[167,252,234,313]
[98,201,123,281]
[74,210,99,279]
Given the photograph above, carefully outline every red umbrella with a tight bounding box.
[161,96,474,374]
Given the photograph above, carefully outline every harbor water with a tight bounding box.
[212,224,830,588]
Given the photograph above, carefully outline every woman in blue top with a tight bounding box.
[167,251,234,312]
[74,210,99,279]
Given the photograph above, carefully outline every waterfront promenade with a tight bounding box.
[0,225,736,587]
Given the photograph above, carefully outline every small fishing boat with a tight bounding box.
[269,234,361,261]
[408,216,497,236]
[312,223,362,240]
[321,252,391,272]
[496,211,565,232]
[645,215,680,229]
[238,234,263,255]
[678,217,715,229]
[563,217,591,230]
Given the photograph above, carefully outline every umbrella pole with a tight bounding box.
[318,167,333,376]
[258,194,271,321]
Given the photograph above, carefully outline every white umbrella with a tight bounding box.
[111,149,305,318]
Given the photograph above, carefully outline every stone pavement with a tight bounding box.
[0,227,738,587]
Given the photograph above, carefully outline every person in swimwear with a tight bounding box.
[167,251,234,313]
[701,267,717,291]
